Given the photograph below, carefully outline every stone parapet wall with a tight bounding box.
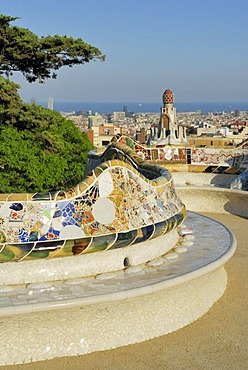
[176,186,248,218]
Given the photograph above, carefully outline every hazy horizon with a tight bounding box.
[34,99,248,103]
[34,101,248,115]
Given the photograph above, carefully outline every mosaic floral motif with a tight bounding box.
[0,142,186,262]
[190,148,248,167]
[115,135,248,170]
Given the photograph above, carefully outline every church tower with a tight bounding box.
[150,89,187,145]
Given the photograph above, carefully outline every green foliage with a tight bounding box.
[0,14,105,82]
[0,13,103,193]
[0,100,94,193]
[0,75,22,109]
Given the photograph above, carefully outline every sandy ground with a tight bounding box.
[2,213,248,370]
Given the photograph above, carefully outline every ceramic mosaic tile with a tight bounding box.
[112,134,248,170]
[0,142,186,262]
[0,212,234,311]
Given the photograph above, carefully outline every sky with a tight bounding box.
[1,0,248,103]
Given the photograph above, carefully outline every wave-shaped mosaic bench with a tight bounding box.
[0,142,238,366]
[0,142,186,263]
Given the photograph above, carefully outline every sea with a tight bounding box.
[38,101,248,114]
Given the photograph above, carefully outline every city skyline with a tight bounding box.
[1,0,248,103]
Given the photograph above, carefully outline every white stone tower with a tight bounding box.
[47,97,54,111]
[150,89,187,145]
